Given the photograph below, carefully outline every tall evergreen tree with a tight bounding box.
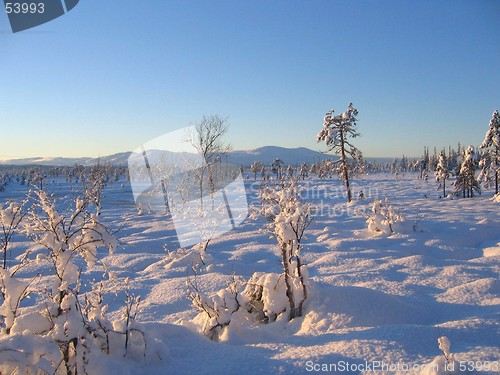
[479,110,500,194]
[419,146,430,178]
[455,146,480,198]
[435,150,450,197]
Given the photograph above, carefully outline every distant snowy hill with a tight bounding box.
[0,147,334,167]
[0,156,94,167]
[227,146,333,166]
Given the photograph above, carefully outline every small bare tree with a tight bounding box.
[188,115,231,208]
[250,161,263,180]
[83,162,108,216]
[316,103,363,202]
[271,159,284,180]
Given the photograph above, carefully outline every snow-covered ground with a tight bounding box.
[1,173,499,374]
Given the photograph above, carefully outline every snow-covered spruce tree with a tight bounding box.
[429,147,439,172]
[418,146,430,179]
[454,146,480,198]
[317,159,334,179]
[316,103,363,202]
[479,109,500,195]
[352,155,367,177]
[400,155,409,173]
[0,172,11,192]
[256,179,313,321]
[435,151,450,198]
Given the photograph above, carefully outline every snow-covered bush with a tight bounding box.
[256,179,312,320]
[24,189,118,287]
[188,180,313,340]
[187,269,311,341]
[0,190,160,374]
[0,268,34,334]
[0,199,27,269]
[0,279,149,374]
[187,276,243,341]
[366,198,404,234]
[243,270,308,323]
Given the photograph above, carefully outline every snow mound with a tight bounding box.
[483,243,500,257]
[312,284,434,327]
[436,278,500,306]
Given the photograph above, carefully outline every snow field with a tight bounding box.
[0,172,498,374]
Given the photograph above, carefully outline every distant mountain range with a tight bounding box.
[228,146,334,165]
[0,146,336,167]
[0,146,396,168]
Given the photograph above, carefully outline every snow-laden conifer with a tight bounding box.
[435,151,450,197]
[316,103,363,202]
[479,110,500,194]
[454,146,480,198]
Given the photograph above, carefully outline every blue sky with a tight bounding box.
[1,0,499,159]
